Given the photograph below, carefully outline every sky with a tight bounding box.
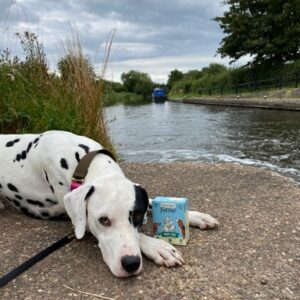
[0,0,247,83]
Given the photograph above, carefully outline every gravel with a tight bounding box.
[1,162,299,299]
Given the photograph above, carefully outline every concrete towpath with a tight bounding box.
[169,97,300,111]
[0,162,299,299]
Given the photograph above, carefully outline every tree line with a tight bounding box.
[166,61,300,96]
[115,0,300,99]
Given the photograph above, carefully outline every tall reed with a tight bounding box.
[60,30,116,153]
[0,30,116,155]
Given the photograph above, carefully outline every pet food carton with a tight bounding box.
[152,196,189,246]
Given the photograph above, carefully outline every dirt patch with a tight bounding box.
[1,162,299,299]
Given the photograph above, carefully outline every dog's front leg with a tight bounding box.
[189,211,219,229]
[139,233,184,267]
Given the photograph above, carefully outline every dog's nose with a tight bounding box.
[121,255,141,273]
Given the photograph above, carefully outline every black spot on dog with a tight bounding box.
[20,206,36,218]
[85,186,95,201]
[15,146,30,162]
[13,199,21,207]
[44,170,49,183]
[33,137,39,144]
[27,142,32,153]
[26,199,45,207]
[60,158,68,170]
[6,139,20,147]
[49,213,68,220]
[45,198,57,206]
[15,194,22,200]
[58,182,63,186]
[5,196,12,201]
[108,160,112,164]
[34,143,39,148]
[41,211,50,218]
[20,206,29,214]
[7,183,19,193]
[50,185,54,194]
[75,152,80,163]
[0,183,2,188]
[130,186,149,228]
[21,150,27,160]
[78,144,90,154]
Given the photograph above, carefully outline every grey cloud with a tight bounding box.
[0,0,228,82]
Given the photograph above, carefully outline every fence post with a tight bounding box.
[295,72,299,88]
[279,78,282,90]
[220,86,223,96]
[235,86,238,95]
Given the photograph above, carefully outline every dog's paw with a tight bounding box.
[139,234,184,267]
[189,211,219,229]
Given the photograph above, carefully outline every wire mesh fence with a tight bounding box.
[196,72,300,97]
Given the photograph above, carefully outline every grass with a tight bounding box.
[0,31,116,155]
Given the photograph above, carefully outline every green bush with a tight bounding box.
[104,91,149,106]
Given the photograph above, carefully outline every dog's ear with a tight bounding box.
[63,184,94,239]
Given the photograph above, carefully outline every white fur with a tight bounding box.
[0,130,219,277]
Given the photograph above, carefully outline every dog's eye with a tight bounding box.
[99,217,111,227]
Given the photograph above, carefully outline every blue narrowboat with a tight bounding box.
[152,87,167,103]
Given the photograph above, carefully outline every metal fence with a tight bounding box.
[197,72,300,96]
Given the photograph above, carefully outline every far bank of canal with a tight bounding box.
[105,101,300,183]
[169,97,300,111]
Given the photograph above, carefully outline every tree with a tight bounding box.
[58,54,95,83]
[201,63,227,75]
[185,69,203,80]
[167,69,184,89]
[214,0,300,65]
[121,70,153,99]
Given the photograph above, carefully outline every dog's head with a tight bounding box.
[63,175,149,277]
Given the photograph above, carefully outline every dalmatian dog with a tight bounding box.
[0,131,219,277]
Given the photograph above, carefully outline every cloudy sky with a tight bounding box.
[0,0,245,83]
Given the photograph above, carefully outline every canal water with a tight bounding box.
[105,102,300,183]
